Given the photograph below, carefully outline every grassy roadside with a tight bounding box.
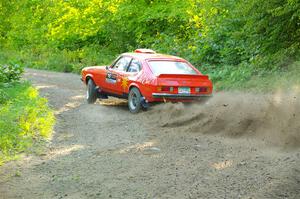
[0,47,116,73]
[0,66,55,165]
[204,61,300,92]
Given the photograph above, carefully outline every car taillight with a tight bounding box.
[158,86,174,92]
[195,87,208,92]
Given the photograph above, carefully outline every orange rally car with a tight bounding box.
[81,49,213,113]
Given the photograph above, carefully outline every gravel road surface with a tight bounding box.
[0,69,299,199]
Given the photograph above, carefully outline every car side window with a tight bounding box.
[127,59,141,73]
[112,57,132,71]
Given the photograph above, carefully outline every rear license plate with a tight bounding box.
[178,87,190,94]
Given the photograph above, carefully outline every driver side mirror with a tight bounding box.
[105,66,109,70]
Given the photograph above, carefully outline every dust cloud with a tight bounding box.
[148,89,300,149]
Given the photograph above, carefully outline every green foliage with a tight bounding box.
[0,89,8,104]
[0,0,299,86]
[0,64,24,83]
[0,82,55,164]
[0,55,54,165]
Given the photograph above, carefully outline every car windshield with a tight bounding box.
[148,61,197,76]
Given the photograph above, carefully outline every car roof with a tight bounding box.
[122,52,186,62]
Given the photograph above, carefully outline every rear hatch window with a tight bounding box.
[148,61,197,76]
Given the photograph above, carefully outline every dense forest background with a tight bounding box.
[0,0,299,89]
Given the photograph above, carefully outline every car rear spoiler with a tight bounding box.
[158,74,209,80]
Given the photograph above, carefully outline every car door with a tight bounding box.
[105,56,132,95]
[120,58,142,93]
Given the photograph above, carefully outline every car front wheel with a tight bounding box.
[128,87,142,113]
[87,79,97,104]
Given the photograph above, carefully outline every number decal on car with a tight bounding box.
[106,72,117,84]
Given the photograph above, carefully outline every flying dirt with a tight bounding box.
[149,91,300,149]
[0,69,299,199]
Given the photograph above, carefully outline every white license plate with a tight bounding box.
[178,87,190,94]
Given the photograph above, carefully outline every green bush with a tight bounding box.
[0,82,55,165]
[0,64,24,83]
[0,89,8,104]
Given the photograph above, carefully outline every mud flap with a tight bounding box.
[96,86,108,99]
[140,97,149,109]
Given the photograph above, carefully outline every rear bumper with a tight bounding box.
[152,93,212,99]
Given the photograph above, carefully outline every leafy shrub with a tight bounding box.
[0,64,24,83]
[0,82,55,164]
[0,89,9,104]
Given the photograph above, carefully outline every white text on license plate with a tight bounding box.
[178,87,190,94]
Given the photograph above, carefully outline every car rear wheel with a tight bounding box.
[87,79,97,104]
[128,87,142,113]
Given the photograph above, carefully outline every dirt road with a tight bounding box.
[0,69,299,199]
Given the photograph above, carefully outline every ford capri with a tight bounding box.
[81,49,213,113]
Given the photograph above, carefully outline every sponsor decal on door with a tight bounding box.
[106,73,117,84]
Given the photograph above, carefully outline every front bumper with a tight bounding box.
[152,93,212,99]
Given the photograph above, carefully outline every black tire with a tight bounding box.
[128,87,142,113]
[86,79,97,104]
